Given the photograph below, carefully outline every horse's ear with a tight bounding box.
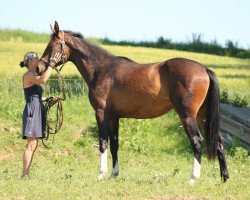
[54,21,60,36]
[50,24,55,33]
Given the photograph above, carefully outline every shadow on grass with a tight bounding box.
[73,123,98,149]
[207,64,250,70]
[159,122,227,159]
[160,123,193,157]
[86,124,98,139]
[219,74,250,79]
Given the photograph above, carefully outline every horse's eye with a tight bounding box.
[48,42,53,48]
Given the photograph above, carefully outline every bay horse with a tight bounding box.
[38,21,229,183]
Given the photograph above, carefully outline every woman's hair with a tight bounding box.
[20,52,38,68]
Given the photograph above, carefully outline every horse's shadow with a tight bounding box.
[86,124,98,139]
[82,119,194,157]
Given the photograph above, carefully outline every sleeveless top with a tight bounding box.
[24,84,43,103]
[22,84,46,139]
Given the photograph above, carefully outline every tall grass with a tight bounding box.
[0,29,103,45]
[0,29,50,43]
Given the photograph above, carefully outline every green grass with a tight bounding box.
[0,40,250,199]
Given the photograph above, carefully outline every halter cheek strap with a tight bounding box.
[60,31,67,64]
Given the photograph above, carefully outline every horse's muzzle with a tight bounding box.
[37,59,48,75]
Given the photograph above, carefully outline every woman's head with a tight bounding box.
[20,52,39,70]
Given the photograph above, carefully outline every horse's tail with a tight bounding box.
[205,69,220,160]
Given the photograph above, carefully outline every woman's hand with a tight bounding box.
[49,52,62,68]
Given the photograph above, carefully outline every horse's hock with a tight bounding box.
[220,103,250,151]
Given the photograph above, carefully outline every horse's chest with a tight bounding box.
[88,85,110,109]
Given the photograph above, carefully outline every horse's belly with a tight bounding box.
[113,95,173,119]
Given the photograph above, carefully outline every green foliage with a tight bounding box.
[102,33,250,59]
[233,147,249,160]
[119,119,152,154]
[220,89,248,107]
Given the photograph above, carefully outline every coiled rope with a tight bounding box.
[42,66,66,148]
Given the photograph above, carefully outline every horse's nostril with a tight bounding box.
[36,66,43,76]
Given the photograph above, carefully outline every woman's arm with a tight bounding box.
[26,66,53,84]
[25,53,62,85]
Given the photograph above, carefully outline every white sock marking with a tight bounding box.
[189,158,201,183]
[97,149,108,180]
[192,158,201,178]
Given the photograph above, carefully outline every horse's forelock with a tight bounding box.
[50,32,57,39]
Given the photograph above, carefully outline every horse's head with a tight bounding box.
[37,21,71,74]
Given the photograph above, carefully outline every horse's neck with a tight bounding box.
[71,55,94,86]
[69,39,114,87]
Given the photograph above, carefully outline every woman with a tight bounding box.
[20,52,61,178]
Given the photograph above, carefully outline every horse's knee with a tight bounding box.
[190,135,203,162]
[191,135,203,151]
[99,139,108,153]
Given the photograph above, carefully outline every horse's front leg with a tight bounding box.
[95,109,109,180]
[109,116,119,177]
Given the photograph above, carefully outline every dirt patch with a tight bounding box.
[152,196,211,200]
[0,154,12,163]
[0,146,17,163]
[0,121,20,134]
[13,196,25,200]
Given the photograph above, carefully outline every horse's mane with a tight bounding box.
[50,30,84,39]
[51,30,136,64]
[117,56,136,63]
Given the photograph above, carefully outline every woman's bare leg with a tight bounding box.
[21,137,38,178]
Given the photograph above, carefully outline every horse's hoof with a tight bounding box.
[97,172,106,181]
[110,172,119,178]
[188,178,196,184]
[188,176,199,184]
[223,174,229,182]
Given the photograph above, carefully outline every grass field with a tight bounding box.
[0,40,250,200]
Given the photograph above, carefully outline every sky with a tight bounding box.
[0,0,249,49]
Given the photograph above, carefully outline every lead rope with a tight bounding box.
[42,64,66,148]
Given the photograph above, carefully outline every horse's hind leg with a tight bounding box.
[180,116,204,183]
[217,133,229,182]
[197,109,229,182]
